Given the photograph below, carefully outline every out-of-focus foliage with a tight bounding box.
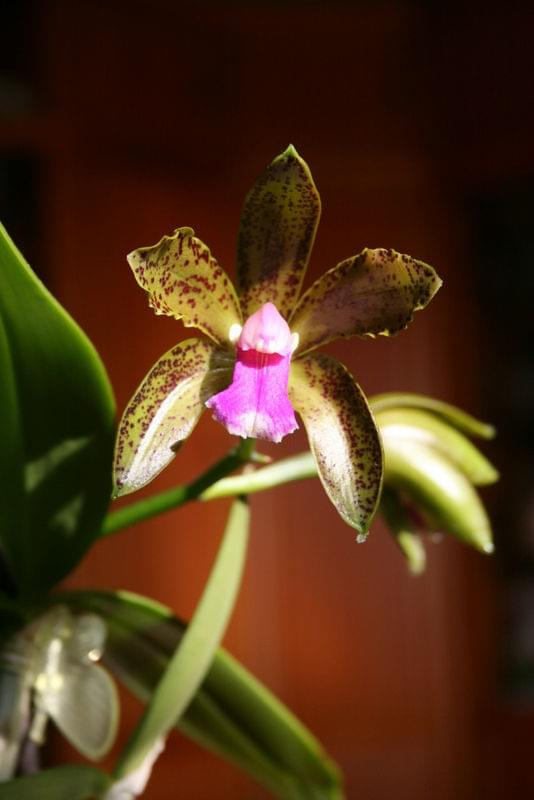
[0,223,115,605]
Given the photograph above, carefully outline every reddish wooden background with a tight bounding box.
[3,3,534,798]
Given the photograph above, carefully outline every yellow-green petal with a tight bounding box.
[236,145,321,319]
[289,354,383,537]
[113,339,233,497]
[128,228,242,345]
[290,248,442,355]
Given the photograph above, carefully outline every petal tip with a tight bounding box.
[111,484,124,500]
[281,143,299,159]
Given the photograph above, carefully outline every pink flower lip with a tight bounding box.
[206,302,299,442]
[238,302,296,356]
[206,346,298,442]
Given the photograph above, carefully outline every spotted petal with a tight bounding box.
[113,339,233,496]
[289,354,383,537]
[128,228,242,345]
[236,145,321,319]
[290,248,442,355]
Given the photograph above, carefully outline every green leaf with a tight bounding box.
[290,248,442,356]
[237,145,321,319]
[0,223,115,598]
[370,392,496,439]
[127,227,242,345]
[0,312,26,596]
[114,497,250,779]
[0,765,111,799]
[289,354,383,538]
[113,338,233,497]
[186,648,343,800]
[375,407,499,486]
[62,589,343,800]
[383,438,494,553]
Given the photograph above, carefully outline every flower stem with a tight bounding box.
[201,452,316,501]
[101,438,256,538]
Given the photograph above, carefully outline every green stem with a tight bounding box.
[101,450,316,539]
[201,452,316,501]
[102,438,255,537]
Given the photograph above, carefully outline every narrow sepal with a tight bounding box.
[289,354,383,537]
[113,339,233,496]
[237,145,321,318]
[290,248,442,355]
[128,228,242,345]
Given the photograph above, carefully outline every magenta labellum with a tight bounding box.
[206,302,299,442]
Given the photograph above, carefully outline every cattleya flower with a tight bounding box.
[114,146,441,535]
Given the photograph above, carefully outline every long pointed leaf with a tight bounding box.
[114,498,250,779]
[0,313,26,592]
[0,765,111,799]
[0,223,115,597]
[63,589,343,800]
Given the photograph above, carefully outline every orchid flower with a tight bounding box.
[0,607,118,780]
[113,146,441,536]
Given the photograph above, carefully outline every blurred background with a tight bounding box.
[2,2,534,798]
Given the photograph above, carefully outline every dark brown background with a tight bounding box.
[2,2,534,798]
